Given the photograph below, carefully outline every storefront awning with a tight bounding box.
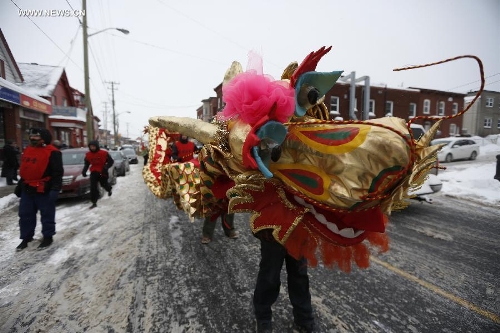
[0,77,52,114]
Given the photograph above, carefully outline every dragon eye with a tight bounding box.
[297,85,320,109]
[271,145,282,162]
[307,87,320,104]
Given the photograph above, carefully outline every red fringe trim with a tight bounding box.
[283,220,390,273]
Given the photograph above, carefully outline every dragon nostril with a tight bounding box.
[271,145,282,162]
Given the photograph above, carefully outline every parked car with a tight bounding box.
[410,123,426,140]
[59,148,117,199]
[407,123,443,202]
[109,150,130,176]
[121,148,139,164]
[431,137,480,163]
[120,144,134,151]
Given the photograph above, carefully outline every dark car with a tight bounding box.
[109,150,130,176]
[59,148,117,199]
[121,148,139,164]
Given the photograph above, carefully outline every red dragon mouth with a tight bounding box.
[292,194,387,247]
[231,180,387,247]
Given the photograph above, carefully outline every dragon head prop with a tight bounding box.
[143,48,484,272]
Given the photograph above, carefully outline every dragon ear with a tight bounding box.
[223,61,244,87]
[281,62,298,80]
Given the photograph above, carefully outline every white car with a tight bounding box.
[407,123,442,203]
[431,137,480,163]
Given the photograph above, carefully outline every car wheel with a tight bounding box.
[445,153,453,163]
[469,151,477,160]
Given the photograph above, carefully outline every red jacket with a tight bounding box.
[173,141,195,162]
[83,149,113,173]
[19,144,63,191]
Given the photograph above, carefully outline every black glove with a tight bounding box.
[14,182,22,198]
[82,172,87,177]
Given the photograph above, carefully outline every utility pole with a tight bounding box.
[102,102,108,147]
[106,81,119,147]
[82,0,93,143]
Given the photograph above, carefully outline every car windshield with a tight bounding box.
[62,152,86,165]
[411,128,425,139]
[431,140,452,146]
[109,151,124,161]
[122,149,136,156]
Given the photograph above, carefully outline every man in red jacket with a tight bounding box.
[15,128,63,250]
[82,140,114,209]
[170,134,196,162]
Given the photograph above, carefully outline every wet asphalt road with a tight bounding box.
[128,191,500,333]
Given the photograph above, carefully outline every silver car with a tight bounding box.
[431,137,480,163]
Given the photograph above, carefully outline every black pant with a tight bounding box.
[495,154,500,180]
[90,171,112,204]
[253,238,314,327]
[3,167,16,185]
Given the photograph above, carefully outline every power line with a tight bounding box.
[65,0,82,25]
[156,0,249,53]
[121,100,200,109]
[448,73,500,91]
[88,43,112,104]
[111,33,228,66]
[10,0,82,70]
[22,25,81,85]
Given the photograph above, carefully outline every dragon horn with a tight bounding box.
[223,61,243,87]
[149,116,218,144]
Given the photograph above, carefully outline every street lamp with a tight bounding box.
[114,110,131,147]
[88,27,130,38]
[82,0,129,144]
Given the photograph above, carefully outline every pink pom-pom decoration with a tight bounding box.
[220,71,295,126]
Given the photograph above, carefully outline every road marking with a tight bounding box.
[371,257,500,324]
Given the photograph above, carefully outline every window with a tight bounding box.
[330,96,340,115]
[409,103,416,118]
[437,101,445,116]
[449,123,458,136]
[485,97,494,107]
[62,97,67,107]
[52,96,57,105]
[369,99,375,117]
[484,117,492,128]
[452,103,458,115]
[385,101,393,116]
[0,60,5,79]
[423,99,430,114]
[497,119,500,129]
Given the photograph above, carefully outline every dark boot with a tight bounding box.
[16,238,33,251]
[38,236,53,249]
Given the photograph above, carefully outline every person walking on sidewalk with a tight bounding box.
[201,212,239,244]
[81,140,114,209]
[15,128,63,251]
[1,139,19,185]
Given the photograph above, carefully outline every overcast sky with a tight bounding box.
[1,0,499,140]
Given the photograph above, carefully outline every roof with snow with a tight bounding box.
[17,63,64,97]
